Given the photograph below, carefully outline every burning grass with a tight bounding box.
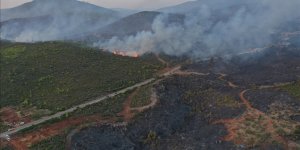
[112,50,140,58]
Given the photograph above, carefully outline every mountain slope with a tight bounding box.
[0,41,163,112]
[78,11,185,41]
[157,1,200,14]
[0,0,122,42]
[0,0,117,21]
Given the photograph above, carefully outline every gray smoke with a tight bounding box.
[95,0,300,58]
[0,0,122,42]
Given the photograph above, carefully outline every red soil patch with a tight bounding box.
[239,90,253,109]
[157,67,172,75]
[215,90,290,149]
[118,88,140,122]
[9,115,114,150]
[7,55,166,149]
[131,88,159,112]
[0,107,31,128]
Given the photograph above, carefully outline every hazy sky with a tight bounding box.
[0,0,192,10]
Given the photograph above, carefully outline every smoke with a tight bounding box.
[0,0,121,42]
[95,0,300,58]
[1,0,299,58]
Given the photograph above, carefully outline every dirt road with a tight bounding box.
[0,65,181,139]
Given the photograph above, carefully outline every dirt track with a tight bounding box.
[1,55,178,149]
[8,85,161,150]
[215,86,298,149]
[9,116,112,150]
[0,78,157,139]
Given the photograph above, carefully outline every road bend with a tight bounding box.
[0,66,181,139]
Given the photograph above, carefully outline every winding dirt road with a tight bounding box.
[0,65,181,140]
[215,84,297,148]
[218,73,238,88]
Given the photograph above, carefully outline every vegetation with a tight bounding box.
[17,115,68,135]
[0,41,162,113]
[16,91,130,136]
[130,85,152,108]
[0,122,10,133]
[144,130,158,144]
[70,92,129,117]
[183,88,240,111]
[291,125,300,141]
[280,81,300,99]
[29,134,65,150]
[0,145,14,150]
[13,92,130,149]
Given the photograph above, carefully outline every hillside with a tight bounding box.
[68,44,300,150]
[78,11,185,42]
[2,44,298,150]
[1,0,300,149]
[0,0,118,21]
[0,41,163,119]
[0,0,121,42]
[157,1,200,14]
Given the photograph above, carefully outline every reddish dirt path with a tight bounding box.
[9,86,154,150]
[0,107,31,128]
[9,116,114,150]
[5,54,168,150]
[218,74,238,88]
[239,90,253,109]
[118,88,140,122]
[215,89,290,149]
[131,88,159,112]
[118,86,159,122]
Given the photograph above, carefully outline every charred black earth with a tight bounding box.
[71,45,300,150]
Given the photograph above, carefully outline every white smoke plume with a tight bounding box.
[0,0,122,42]
[95,0,300,58]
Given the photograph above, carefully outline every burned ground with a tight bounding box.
[2,41,299,149]
[70,45,300,150]
[71,125,134,150]
[245,89,300,114]
[71,75,246,150]
[185,46,300,86]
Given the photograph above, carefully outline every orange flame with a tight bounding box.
[112,50,140,58]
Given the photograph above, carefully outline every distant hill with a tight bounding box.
[0,0,118,21]
[157,1,200,14]
[0,0,186,42]
[78,11,185,42]
[157,0,259,22]
[0,0,122,42]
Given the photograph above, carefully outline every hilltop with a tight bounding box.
[0,0,121,41]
